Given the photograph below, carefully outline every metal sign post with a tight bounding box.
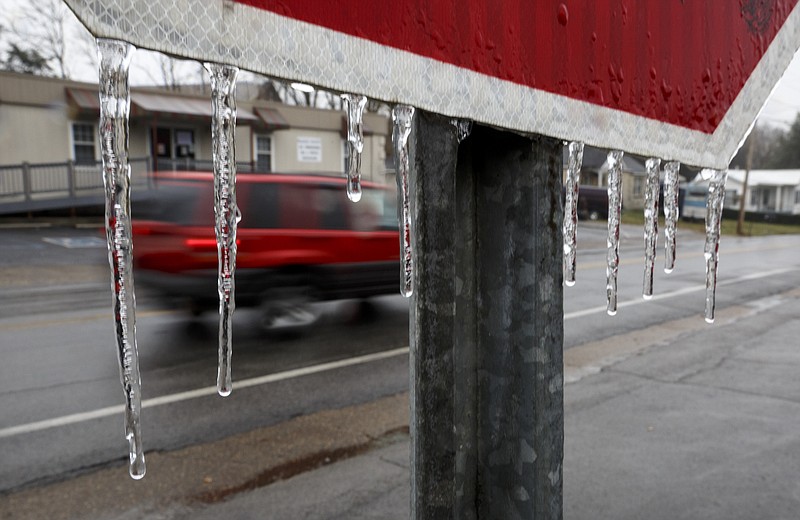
[410,111,563,519]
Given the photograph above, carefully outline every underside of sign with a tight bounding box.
[64,0,800,169]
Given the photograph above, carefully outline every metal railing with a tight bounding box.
[0,157,152,214]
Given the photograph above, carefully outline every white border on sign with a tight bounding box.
[64,0,800,169]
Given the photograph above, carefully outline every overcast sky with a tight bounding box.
[2,0,799,129]
[757,50,800,128]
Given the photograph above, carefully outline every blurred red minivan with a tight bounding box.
[132,172,400,326]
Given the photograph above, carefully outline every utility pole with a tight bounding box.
[410,111,564,519]
[737,128,757,236]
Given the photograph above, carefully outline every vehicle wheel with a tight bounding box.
[588,210,601,221]
[260,287,321,333]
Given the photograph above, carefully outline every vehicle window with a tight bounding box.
[135,183,211,226]
[378,188,399,231]
[315,186,348,230]
[243,183,280,229]
[350,187,399,231]
[278,184,319,229]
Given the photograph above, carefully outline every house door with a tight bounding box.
[154,127,172,170]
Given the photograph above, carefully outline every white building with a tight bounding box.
[724,169,800,215]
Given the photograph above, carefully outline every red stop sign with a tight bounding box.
[66,0,800,168]
[238,0,796,134]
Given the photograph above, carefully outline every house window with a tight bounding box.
[342,139,350,175]
[72,123,96,165]
[633,177,644,197]
[174,129,195,160]
[256,135,273,172]
[795,190,800,204]
[750,189,758,206]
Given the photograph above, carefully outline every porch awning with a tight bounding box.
[254,107,290,130]
[65,88,258,122]
[130,92,258,122]
[65,88,100,111]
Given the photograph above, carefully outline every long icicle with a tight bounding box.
[341,94,367,202]
[563,142,584,286]
[392,105,415,297]
[642,158,661,299]
[663,161,681,273]
[97,38,145,480]
[205,63,240,397]
[606,150,624,315]
[703,169,728,323]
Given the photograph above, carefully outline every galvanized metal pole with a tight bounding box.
[410,111,564,520]
[409,110,459,519]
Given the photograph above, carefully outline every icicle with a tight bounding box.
[452,119,473,142]
[642,158,661,299]
[703,168,728,323]
[97,38,145,480]
[341,94,367,202]
[563,142,584,287]
[205,63,241,397]
[606,150,624,315]
[663,161,681,273]
[392,105,415,297]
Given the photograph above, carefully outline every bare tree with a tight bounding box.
[256,78,285,102]
[195,62,208,94]
[2,42,53,75]
[253,77,387,113]
[730,123,786,169]
[130,50,197,91]
[70,16,100,81]
[322,91,344,111]
[158,54,182,91]
[6,0,70,78]
[255,78,307,105]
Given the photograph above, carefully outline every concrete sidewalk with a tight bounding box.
[173,288,800,520]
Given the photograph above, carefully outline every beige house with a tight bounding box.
[562,146,651,210]
[0,71,391,212]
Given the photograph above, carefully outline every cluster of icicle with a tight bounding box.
[97,37,727,479]
[97,40,252,479]
[562,142,727,323]
[96,37,425,478]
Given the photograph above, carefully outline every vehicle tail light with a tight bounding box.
[184,238,240,248]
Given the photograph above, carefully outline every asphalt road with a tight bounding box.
[1,223,799,496]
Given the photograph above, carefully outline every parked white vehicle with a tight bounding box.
[682,184,707,221]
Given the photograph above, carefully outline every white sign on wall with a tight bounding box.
[296,136,322,163]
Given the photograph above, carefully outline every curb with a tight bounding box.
[0,218,104,231]
[0,394,409,520]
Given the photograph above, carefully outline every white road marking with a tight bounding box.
[42,237,107,249]
[0,347,409,439]
[564,267,795,320]
[0,267,795,439]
